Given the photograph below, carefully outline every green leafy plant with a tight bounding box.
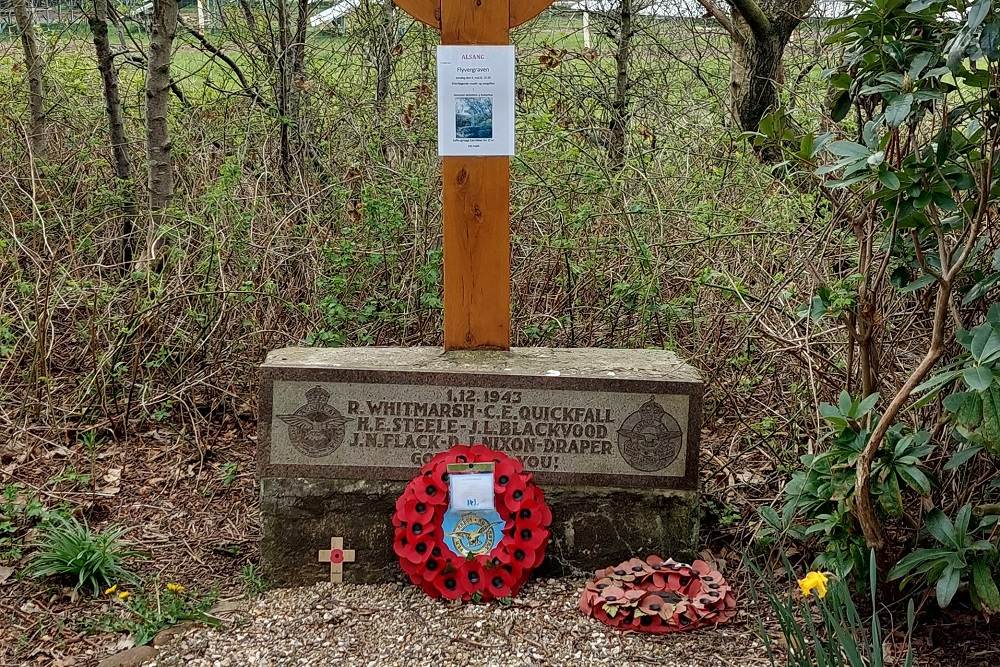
[0,485,67,563]
[24,515,140,595]
[756,0,1000,559]
[220,462,239,487]
[762,392,934,577]
[917,304,1000,454]
[749,550,914,667]
[240,563,267,598]
[99,584,219,646]
[52,466,91,488]
[889,505,1000,611]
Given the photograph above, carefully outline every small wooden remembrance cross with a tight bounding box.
[318,536,356,583]
[394,0,554,351]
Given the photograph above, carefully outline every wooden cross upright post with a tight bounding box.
[394,0,554,351]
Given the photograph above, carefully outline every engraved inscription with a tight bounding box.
[270,381,689,478]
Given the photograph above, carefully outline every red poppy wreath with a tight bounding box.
[392,444,551,601]
[579,556,737,633]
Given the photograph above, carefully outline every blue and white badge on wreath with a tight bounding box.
[441,462,504,557]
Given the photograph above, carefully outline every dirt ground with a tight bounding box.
[2,419,998,666]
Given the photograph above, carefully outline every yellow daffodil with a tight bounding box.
[166,582,186,594]
[104,585,118,595]
[798,571,831,599]
[117,590,131,601]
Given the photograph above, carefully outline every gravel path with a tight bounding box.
[150,578,769,667]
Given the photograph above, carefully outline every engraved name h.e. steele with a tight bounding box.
[258,347,701,490]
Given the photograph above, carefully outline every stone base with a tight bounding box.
[261,477,698,586]
[258,346,703,587]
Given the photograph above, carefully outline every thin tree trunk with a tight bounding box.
[374,0,398,116]
[608,0,632,169]
[292,0,308,77]
[141,0,178,272]
[291,0,309,166]
[276,0,293,184]
[13,0,47,160]
[87,0,137,270]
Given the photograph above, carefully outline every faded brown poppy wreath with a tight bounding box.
[392,444,552,601]
[579,556,737,633]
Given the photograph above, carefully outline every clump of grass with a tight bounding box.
[25,515,140,595]
[240,563,267,598]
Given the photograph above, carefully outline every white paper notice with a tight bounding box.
[448,472,495,511]
[437,45,515,156]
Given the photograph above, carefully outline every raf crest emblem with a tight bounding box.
[617,397,683,472]
[277,385,348,457]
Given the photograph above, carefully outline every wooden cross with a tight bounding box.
[317,536,356,583]
[394,0,554,351]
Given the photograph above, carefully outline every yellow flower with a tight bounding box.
[117,590,131,601]
[166,582,186,594]
[798,571,831,599]
[104,585,118,595]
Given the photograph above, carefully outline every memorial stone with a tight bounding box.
[259,347,701,586]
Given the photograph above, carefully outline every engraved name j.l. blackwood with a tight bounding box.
[617,397,683,472]
[278,386,348,457]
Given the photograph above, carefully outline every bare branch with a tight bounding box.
[696,0,739,41]
[727,0,772,40]
[178,15,264,108]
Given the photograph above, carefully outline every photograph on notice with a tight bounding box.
[455,95,493,139]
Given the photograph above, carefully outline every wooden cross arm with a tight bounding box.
[317,548,356,563]
[393,0,553,30]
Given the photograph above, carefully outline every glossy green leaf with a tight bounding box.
[924,509,957,548]
[879,474,905,516]
[759,505,781,528]
[857,393,880,416]
[963,273,1000,305]
[909,51,934,78]
[897,465,931,495]
[979,327,1000,363]
[982,20,1000,59]
[955,504,973,539]
[838,390,853,416]
[968,0,991,30]
[831,90,852,122]
[943,445,982,471]
[936,564,961,607]
[964,366,995,392]
[943,390,978,419]
[971,559,1000,611]
[828,140,871,158]
[889,547,952,580]
[981,387,1000,455]
[914,368,963,395]
[886,94,913,127]
[879,170,901,190]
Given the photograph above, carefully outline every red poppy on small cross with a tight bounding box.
[317,537,356,583]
